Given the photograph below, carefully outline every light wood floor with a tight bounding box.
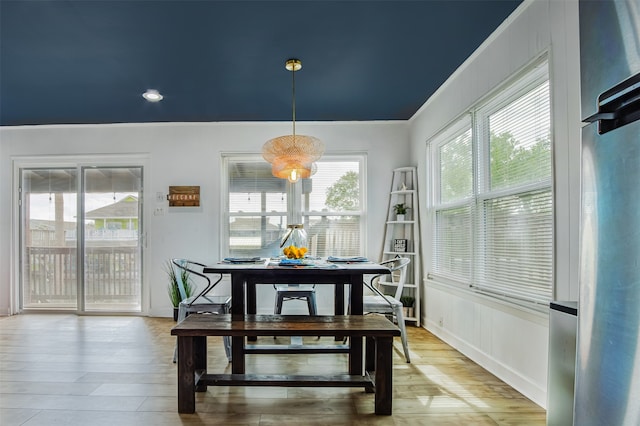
[0,314,545,425]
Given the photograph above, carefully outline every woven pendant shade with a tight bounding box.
[262,134,323,180]
[262,58,324,182]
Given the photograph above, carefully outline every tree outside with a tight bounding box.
[439,129,551,203]
[490,131,551,190]
[440,129,472,203]
[325,170,359,211]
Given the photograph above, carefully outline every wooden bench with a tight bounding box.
[171,314,401,415]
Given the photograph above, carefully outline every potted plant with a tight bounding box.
[394,203,409,221]
[400,295,415,318]
[165,260,194,321]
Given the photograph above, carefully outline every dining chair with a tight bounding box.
[273,284,317,315]
[360,257,412,362]
[172,258,232,362]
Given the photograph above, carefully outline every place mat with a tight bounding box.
[222,257,262,264]
[327,256,369,263]
[273,258,344,269]
[278,259,305,266]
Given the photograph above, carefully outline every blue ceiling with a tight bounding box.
[0,0,522,126]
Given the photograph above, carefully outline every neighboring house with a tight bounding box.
[83,195,139,245]
[85,195,139,231]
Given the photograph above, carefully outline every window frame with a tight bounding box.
[301,154,367,258]
[429,114,474,287]
[426,56,554,310]
[221,153,367,258]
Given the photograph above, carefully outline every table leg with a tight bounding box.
[350,275,363,315]
[334,282,345,314]
[231,273,245,320]
[334,283,345,341]
[247,280,257,342]
[231,336,245,374]
[230,272,247,373]
[374,336,394,415]
[177,336,195,414]
[247,280,257,314]
[348,274,364,375]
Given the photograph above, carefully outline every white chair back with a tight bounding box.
[376,257,410,300]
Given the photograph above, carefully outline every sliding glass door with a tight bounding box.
[21,168,79,309]
[19,165,143,312]
[82,167,142,312]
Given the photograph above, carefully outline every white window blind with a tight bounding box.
[476,189,553,304]
[432,117,473,283]
[474,62,552,306]
[434,205,472,282]
[428,58,553,309]
[480,79,552,192]
[226,158,288,257]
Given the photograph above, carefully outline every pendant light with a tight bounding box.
[262,59,324,183]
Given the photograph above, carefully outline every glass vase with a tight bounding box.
[281,224,307,258]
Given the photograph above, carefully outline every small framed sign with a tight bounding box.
[393,239,407,252]
[167,186,200,207]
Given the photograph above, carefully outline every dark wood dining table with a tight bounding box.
[202,260,390,375]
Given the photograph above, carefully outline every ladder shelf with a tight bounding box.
[380,167,421,326]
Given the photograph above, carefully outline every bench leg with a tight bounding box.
[364,336,376,394]
[374,336,394,415]
[194,336,207,392]
[177,336,195,413]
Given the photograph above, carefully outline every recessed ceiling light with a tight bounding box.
[142,89,163,102]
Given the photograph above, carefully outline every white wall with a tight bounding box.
[0,120,409,317]
[409,0,581,408]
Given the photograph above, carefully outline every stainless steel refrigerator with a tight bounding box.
[576,0,640,425]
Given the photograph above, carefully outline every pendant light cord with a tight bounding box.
[291,64,296,142]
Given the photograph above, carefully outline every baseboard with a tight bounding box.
[424,318,547,409]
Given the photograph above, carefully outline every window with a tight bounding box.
[428,58,553,308]
[223,155,365,258]
[432,116,473,284]
[301,158,364,257]
[224,158,287,257]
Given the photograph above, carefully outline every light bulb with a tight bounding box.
[288,169,299,183]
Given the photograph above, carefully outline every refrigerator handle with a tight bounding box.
[584,111,617,122]
[583,72,640,134]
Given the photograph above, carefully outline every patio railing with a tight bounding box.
[25,246,140,308]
